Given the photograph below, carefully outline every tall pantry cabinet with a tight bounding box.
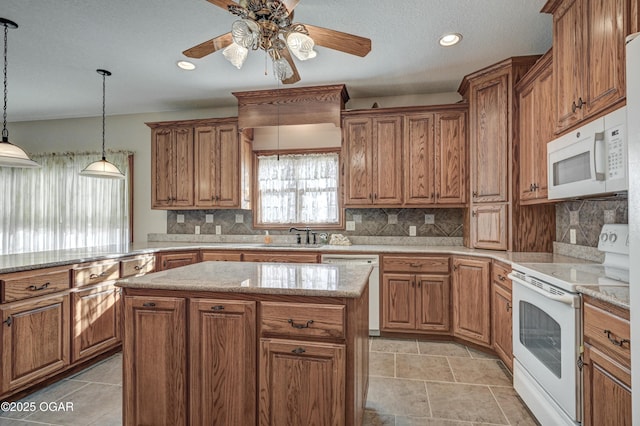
[458,56,556,252]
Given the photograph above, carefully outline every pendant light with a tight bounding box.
[80,69,125,179]
[0,18,39,168]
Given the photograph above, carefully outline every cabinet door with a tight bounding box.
[381,273,416,330]
[452,257,491,346]
[518,82,537,202]
[583,0,626,119]
[259,338,345,426]
[151,128,175,207]
[194,126,218,207]
[416,274,450,332]
[343,117,373,205]
[491,283,513,371]
[190,299,256,426]
[435,111,466,204]
[1,294,70,392]
[583,343,632,426]
[534,64,554,199]
[123,296,187,426]
[216,123,240,207]
[72,284,120,362]
[471,203,508,250]
[470,74,509,203]
[554,0,584,130]
[372,116,403,205]
[173,127,195,207]
[404,113,435,205]
[157,251,199,271]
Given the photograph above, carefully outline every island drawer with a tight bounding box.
[120,255,156,278]
[1,267,71,303]
[73,260,120,287]
[583,298,630,368]
[382,255,449,274]
[260,302,345,339]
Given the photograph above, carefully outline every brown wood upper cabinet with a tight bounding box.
[404,110,466,206]
[151,126,194,208]
[543,0,629,133]
[516,51,554,203]
[342,115,403,206]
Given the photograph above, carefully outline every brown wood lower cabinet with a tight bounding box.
[0,294,70,393]
[242,251,319,263]
[200,250,243,262]
[491,261,512,371]
[123,296,187,426]
[71,283,121,362]
[259,338,345,425]
[452,256,491,346]
[156,251,200,271]
[189,299,256,426]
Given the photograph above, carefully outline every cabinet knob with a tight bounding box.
[291,347,306,354]
[506,302,512,312]
[472,191,478,198]
[471,210,477,217]
[498,274,506,281]
[572,100,578,113]
[529,183,534,192]
[2,316,12,327]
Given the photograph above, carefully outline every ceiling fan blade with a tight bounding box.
[281,0,300,15]
[206,0,237,11]
[280,49,301,84]
[304,24,371,57]
[183,33,233,59]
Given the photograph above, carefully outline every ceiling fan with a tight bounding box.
[182,0,372,84]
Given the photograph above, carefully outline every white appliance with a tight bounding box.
[510,224,630,425]
[625,31,640,426]
[548,107,628,199]
[321,254,380,335]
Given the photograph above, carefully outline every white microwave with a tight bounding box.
[547,107,627,200]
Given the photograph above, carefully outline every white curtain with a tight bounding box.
[0,151,131,255]
[257,152,339,224]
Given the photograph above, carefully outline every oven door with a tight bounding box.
[511,274,582,421]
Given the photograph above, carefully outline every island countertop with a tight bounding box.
[116,260,372,298]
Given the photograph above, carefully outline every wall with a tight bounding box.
[555,198,628,246]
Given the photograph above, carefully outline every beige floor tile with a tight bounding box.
[0,380,90,420]
[362,410,395,425]
[370,351,396,377]
[448,358,512,386]
[371,338,419,354]
[366,376,430,417]
[69,354,122,385]
[397,416,472,425]
[490,386,540,426]
[418,341,471,357]
[426,381,508,424]
[467,347,498,359]
[396,354,454,382]
[25,383,121,426]
[0,420,59,426]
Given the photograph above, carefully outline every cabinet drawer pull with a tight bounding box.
[288,319,314,329]
[3,316,12,327]
[604,329,629,347]
[291,347,306,354]
[142,302,156,308]
[211,305,225,311]
[409,263,422,267]
[27,282,50,291]
[89,272,107,279]
[134,265,143,271]
[498,274,506,281]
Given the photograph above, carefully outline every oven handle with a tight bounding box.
[508,273,581,308]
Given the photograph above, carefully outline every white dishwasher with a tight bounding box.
[321,254,380,336]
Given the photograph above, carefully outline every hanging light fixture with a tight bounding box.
[0,18,39,168]
[80,69,125,179]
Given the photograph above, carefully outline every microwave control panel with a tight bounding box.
[606,124,625,179]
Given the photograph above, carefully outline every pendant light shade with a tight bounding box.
[0,18,39,168]
[80,69,125,179]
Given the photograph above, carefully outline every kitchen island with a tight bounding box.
[116,261,371,426]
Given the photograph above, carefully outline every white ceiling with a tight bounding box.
[3,0,552,122]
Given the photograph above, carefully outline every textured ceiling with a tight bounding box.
[3,0,552,122]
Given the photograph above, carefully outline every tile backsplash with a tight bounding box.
[555,198,628,247]
[167,208,464,238]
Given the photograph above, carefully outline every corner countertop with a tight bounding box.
[116,261,372,298]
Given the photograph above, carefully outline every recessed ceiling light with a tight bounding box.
[439,33,462,47]
[177,60,196,70]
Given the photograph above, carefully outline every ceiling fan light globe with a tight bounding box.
[272,57,294,81]
[223,42,249,69]
[231,19,260,49]
[286,32,317,61]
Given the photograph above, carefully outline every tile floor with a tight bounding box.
[0,338,538,426]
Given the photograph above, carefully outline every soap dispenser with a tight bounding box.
[264,231,271,244]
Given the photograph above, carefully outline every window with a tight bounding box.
[0,151,132,255]
[255,151,340,226]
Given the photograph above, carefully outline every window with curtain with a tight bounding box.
[256,151,340,226]
[0,151,131,255]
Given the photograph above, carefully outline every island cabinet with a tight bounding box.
[451,256,491,347]
[516,50,554,204]
[242,251,319,263]
[582,296,632,426]
[156,250,200,271]
[490,261,513,371]
[342,114,403,206]
[543,0,630,133]
[381,255,451,333]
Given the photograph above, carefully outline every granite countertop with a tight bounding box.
[116,261,372,298]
